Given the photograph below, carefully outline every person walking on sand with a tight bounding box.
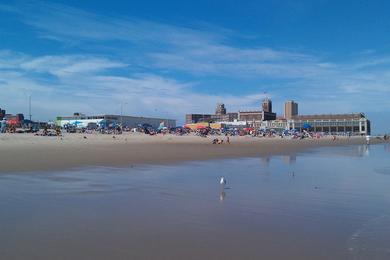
[366,135,371,145]
[225,134,230,144]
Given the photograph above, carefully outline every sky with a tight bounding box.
[0,0,389,133]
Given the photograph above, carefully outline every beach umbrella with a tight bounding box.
[196,125,207,129]
[303,123,312,129]
[72,120,83,126]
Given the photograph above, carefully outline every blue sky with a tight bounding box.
[0,0,390,133]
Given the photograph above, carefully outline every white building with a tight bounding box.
[56,113,176,129]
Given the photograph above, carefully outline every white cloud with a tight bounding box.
[19,55,127,77]
[0,51,269,122]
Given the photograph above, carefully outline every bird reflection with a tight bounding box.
[219,177,227,201]
[219,190,226,201]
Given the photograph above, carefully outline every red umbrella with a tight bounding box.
[7,119,19,125]
[196,125,207,129]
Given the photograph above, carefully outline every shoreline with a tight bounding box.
[0,133,387,173]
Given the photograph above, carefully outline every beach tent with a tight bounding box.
[243,127,254,132]
[99,120,108,128]
[196,125,207,129]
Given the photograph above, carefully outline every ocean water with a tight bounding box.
[1,144,390,260]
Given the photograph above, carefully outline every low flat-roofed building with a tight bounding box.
[57,114,176,129]
[185,114,213,124]
[287,113,370,135]
[260,119,288,130]
[238,111,277,122]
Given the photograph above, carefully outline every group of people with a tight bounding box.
[212,135,230,144]
[0,119,5,133]
[0,119,17,133]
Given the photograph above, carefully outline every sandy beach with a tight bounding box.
[0,133,385,173]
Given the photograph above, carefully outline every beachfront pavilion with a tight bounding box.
[56,114,176,129]
[286,113,370,135]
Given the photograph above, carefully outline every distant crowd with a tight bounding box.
[1,119,389,143]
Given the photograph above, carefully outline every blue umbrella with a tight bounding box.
[303,123,312,129]
[72,120,83,126]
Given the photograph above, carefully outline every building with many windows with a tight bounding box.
[258,113,371,135]
[284,100,298,119]
[186,99,276,125]
[56,113,176,129]
[185,103,238,124]
[185,99,371,135]
[262,98,272,113]
[287,113,370,134]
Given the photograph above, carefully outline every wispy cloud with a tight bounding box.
[0,51,269,121]
[0,1,323,80]
[20,55,127,77]
[0,2,222,45]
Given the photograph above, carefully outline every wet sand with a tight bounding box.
[0,133,386,173]
[1,144,390,259]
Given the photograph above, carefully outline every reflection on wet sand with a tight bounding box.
[1,144,390,260]
[260,156,271,166]
[357,144,370,157]
[219,190,226,201]
[385,144,390,153]
[282,155,296,165]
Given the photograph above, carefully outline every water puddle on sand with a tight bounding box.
[0,144,390,259]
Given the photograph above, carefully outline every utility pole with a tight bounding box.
[120,102,123,129]
[29,95,32,121]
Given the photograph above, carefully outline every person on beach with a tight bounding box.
[0,119,6,133]
[366,135,371,145]
[55,126,61,136]
[43,126,48,136]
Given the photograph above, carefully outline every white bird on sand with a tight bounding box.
[220,177,226,186]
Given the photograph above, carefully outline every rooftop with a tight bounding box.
[292,113,366,120]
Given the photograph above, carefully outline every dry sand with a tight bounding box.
[0,133,385,173]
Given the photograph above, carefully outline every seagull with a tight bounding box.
[220,177,226,186]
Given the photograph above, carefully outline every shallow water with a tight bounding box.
[1,144,390,260]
